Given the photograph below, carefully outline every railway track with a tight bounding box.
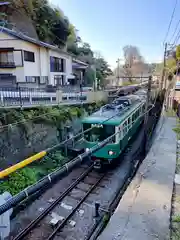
[13,164,107,240]
[10,101,163,240]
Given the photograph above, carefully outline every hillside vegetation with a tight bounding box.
[4,0,112,87]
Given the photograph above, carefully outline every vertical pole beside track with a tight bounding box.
[143,75,152,154]
[160,43,167,91]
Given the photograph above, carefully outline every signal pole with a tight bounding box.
[116,58,121,86]
[160,43,167,90]
[144,75,152,154]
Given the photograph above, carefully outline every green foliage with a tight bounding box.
[176,45,180,61]
[95,58,113,87]
[34,151,66,177]
[173,122,180,139]
[173,214,180,223]
[9,0,70,47]
[0,167,38,195]
[166,58,177,74]
[32,1,70,46]
[0,102,104,195]
[0,103,102,132]
[122,81,138,86]
[0,151,66,195]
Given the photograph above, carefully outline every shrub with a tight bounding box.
[0,167,38,195]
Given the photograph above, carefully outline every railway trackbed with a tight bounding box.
[12,165,109,240]
[8,100,162,240]
[10,130,145,240]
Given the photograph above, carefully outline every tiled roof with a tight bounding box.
[1,27,89,66]
[1,27,70,55]
[72,58,88,66]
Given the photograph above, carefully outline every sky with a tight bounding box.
[51,0,179,68]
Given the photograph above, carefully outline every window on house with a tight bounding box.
[54,75,65,86]
[0,51,14,65]
[24,51,35,62]
[25,76,40,83]
[50,56,65,72]
[40,76,48,84]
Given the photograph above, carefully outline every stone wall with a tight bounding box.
[0,118,82,171]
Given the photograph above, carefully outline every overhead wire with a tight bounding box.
[0,92,157,181]
[169,18,180,44]
[172,27,180,46]
[163,0,178,45]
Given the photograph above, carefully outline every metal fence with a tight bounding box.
[0,86,89,108]
[0,87,56,107]
[0,84,120,108]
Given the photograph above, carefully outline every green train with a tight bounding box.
[81,95,146,168]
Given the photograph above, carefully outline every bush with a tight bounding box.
[0,151,66,195]
[0,167,38,195]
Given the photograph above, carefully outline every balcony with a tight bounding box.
[0,74,17,87]
[0,62,16,68]
[0,48,23,68]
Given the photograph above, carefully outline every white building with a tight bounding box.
[0,27,76,88]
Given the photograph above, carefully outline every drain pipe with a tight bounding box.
[0,134,112,216]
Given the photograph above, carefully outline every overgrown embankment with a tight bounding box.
[171,120,180,240]
[0,102,105,195]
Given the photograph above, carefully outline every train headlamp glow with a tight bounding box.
[108,150,114,156]
[85,148,90,152]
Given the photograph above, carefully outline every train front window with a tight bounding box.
[83,123,115,142]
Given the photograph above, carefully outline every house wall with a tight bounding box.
[0,33,24,82]
[21,40,41,79]
[0,32,73,87]
[49,49,73,85]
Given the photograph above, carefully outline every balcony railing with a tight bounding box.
[0,62,16,68]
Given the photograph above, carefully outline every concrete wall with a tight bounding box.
[86,91,108,103]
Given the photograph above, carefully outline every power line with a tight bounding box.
[169,18,180,44]
[0,93,157,181]
[0,108,76,130]
[173,27,180,46]
[163,0,178,44]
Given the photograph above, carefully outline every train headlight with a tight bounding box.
[85,148,90,152]
[108,150,115,156]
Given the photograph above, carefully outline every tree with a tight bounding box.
[122,45,145,82]
[176,45,180,61]
[95,57,112,88]
[17,0,70,46]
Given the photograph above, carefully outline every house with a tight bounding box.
[0,27,88,89]
[71,58,88,86]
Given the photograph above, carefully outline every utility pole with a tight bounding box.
[160,43,167,90]
[143,75,152,154]
[116,58,121,86]
[141,72,143,86]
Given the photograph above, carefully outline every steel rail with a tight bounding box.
[47,173,106,240]
[13,164,94,240]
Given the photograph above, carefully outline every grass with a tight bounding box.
[172,215,180,223]
[165,109,176,117]
[0,150,66,195]
[171,119,180,240]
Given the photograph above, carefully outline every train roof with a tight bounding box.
[82,95,144,126]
